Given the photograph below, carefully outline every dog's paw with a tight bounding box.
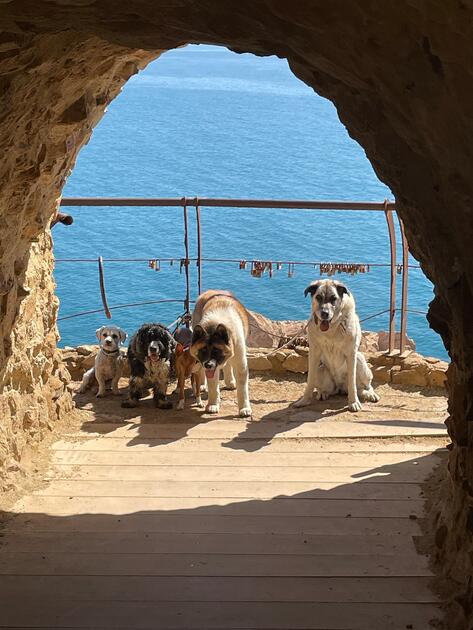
[176,399,185,410]
[195,397,205,408]
[96,391,106,398]
[239,406,252,418]
[77,387,86,394]
[206,404,220,414]
[348,400,363,412]
[293,397,311,408]
[121,399,138,408]
[316,391,330,401]
[362,389,380,403]
[223,381,237,391]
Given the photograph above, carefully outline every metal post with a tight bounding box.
[98,256,112,319]
[399,217,409,356]
[384,202,397,354]
[182,200,191,326]
[196,201,202,296]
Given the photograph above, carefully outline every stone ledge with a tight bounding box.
[61,344,448,390]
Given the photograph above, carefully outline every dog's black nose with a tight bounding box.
[204,360,216,369]
[320,311,330,320]
[105,339,112,345]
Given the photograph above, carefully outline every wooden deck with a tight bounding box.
[0,382,448,629]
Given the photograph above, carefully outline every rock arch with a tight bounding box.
[1,1,472,620]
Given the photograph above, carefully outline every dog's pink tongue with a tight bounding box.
[205,368,216,379]
[320,320,330,332]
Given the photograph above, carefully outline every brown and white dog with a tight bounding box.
[190,290,252,417]
[173,326,204,410]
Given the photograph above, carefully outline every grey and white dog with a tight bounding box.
[294,279,379,412]
[78,325,127,397]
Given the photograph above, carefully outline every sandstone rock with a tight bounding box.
[248,354,272,371]
[377,332,416,352]
[428,362,448,388]
[283,352,308,374]
[76,344,97,356]
[391,366,429,388]
[371,365,391,384]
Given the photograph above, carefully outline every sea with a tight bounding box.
[55,44,446,360]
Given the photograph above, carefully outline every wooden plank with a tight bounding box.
[68,418,447,439]
[0,531,418,555]
[34,479,424,500]
[52,437,448,453]
[0,551,432,577]
[3,513,422,536]
[47,462,436,483]
[0,601,441,629]
[52,448,446,467]
[0,575,437,603]
[11,495,426,518]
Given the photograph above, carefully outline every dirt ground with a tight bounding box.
[72,373,448,427]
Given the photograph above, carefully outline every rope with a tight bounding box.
[266,323,308,355]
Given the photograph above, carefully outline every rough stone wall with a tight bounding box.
[0,30,154,492]
[0,2,473,621]
[0,232,72,491]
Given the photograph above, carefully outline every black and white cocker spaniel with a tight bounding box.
[121,323,176,409]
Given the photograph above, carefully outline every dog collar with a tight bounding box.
[100,347,120,355]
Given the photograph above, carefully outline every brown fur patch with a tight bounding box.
[193,289,249,338]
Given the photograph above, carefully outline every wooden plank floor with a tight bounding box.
[0,401,447,630]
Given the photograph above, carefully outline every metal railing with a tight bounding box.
[59,197,416,355]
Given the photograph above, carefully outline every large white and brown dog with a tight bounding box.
[190,290,251,417]
[294,279,379,412]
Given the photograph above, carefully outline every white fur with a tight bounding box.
[78,325,127,397]
[193,305,251,417]
[294,281,379,412]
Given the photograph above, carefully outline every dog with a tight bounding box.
[293,279,379,412]
[121,323,176,409]
[190,289,251,417]
[173,326,204,410]
[78,325,127,397]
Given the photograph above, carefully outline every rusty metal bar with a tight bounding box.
[61,197,395,211]
[399,217,410,356]
[182,201,191,324]
[196,202,202,295]
[97,256,112,320]
[384,202,397,354]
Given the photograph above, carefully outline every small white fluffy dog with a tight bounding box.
[78,325,127,398]
[294,279,379,412]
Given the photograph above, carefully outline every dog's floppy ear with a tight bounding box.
[192,324,207,343]
[214,323,229,344]
[335,283,349,299]
[304,282,320,298]
[118,328,127,343]
[95,326,105,340]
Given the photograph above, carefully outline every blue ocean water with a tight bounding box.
[55,45,445,359]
